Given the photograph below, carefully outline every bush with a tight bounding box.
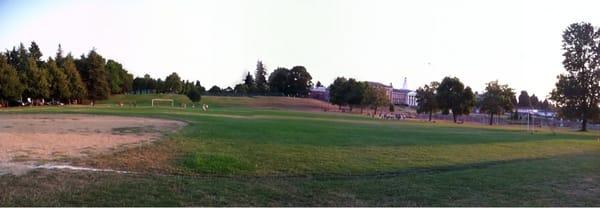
[186,88,201,102]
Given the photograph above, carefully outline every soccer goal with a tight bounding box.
[151,99,174,107]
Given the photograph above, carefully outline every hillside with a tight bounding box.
[201,96,336,110]
[96,94,193,106]
[98,94,336,111]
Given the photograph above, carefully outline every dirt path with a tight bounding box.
[0,114,185,175]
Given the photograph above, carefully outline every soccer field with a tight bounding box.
[0,96,598,206]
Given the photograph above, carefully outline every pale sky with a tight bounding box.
[2,0,600,97]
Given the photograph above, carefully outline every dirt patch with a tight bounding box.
[0,114,185,175]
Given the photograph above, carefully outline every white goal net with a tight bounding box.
[151,99,174,107]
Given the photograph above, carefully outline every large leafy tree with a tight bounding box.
[363,84,390,115]
[268,67,290,95]
[436,76,475,123]
[550,22,600,131]
[478,80,515,125]
[254,61,268,94]
[208,85,222,95]
[328,77,348,109]
[346,78,366,111]
[416,81,439,121]
[106,60,127,94]
[164,72,183,93]
[47,58,71,101]
[289,66,312,97]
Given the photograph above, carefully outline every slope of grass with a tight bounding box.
[0,97,599,206]
[96,94,193,106]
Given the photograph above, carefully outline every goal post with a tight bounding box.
[151,99,174,107]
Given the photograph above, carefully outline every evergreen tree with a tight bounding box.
[55,44,65,67]
[315,81,323,88]
[28,41,43,62]
[85,50,110,101]
[0,54,24,104]
[24,57,50,101]
[63,54,87,103]
[254,61,268,94]
[518,90,531,108]
[47,58,71,102]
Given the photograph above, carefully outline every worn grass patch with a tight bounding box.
[182,153,254,174]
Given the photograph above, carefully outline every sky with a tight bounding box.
[2,0,600,97]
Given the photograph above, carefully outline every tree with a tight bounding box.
[195,81,205,94]
[478,80,515,125]
[85,50,110,101]
[106,60,125,94]
[363,84,390,115]
[244,72,254,87]
[186,87,201,102]
[530,94,540,109]
[63,54,87,103]
[288,66,312,97]
[254,61,268,94]
[518,90,531,108]
[436,77,475,123]
[55,44,65,67]
[28,41,43,62]
[328,77,348,109]
[234,83,249,95]
[0,55,24,104]
[24,57,50,101]
[268,67,290,95]
[550,22,600,131]
[346,78,365,111]
[165,72,183,93]
[316,81,323,88]
[47,58,71,102]
[208,85,222,95]
[416,82,439,121]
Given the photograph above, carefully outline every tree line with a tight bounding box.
[131,73,205,102]
[0,42,133,105]
[0,42,208,106]
[415,77,554,125]
[204,61,314,97]
[327,77,391,115]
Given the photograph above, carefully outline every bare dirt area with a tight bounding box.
[0,114,185,175]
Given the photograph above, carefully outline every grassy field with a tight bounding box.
[0,95,599,206]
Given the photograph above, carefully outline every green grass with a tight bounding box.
[96,93,193,106]
[0,95,599,206]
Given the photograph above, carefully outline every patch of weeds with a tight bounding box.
[182,153,254,174]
